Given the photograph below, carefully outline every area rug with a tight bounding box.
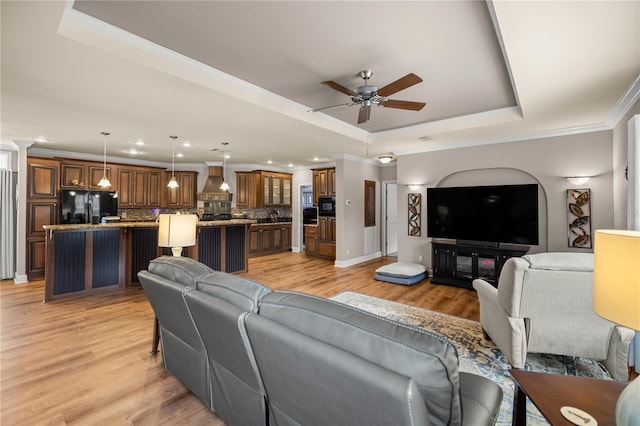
[329,291,612,426]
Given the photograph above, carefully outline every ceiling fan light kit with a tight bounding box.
[314,70,426,124]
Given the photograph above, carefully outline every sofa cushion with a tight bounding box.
[522,252,593,272]
[258,290,462,426]
[148,256,214,287]
[197,271,271,313]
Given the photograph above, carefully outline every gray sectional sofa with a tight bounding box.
[138,256,502,426]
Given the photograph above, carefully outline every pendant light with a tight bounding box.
[220,151,230,191]
[97,131,112,187]
[167,135,179,188]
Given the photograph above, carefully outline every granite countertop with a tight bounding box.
[251,218,293,227]
[43,219,256,231]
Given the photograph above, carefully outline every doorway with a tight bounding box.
[300,184,314,251]
[384,182,398,256]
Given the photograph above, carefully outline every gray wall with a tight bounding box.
[397,130,615,270]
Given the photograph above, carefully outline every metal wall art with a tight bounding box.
[408,193,421,236]
[567,189,591,248]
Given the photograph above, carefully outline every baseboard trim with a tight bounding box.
[13,273,28,284]
[334,251,382,268]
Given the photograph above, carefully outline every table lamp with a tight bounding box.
[593,229,640,425]
[158,213,198,257]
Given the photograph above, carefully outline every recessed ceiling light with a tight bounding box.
[313,157,319,161]
[176,153,184,158]
[35,137,49,143]
[182,142,191,147]
[224,153,231,159]
[134,141,145,146]
[127,149,140,155]
[288,163,293,167]
[267,160,273,164]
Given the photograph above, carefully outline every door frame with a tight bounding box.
[382,180,398,256]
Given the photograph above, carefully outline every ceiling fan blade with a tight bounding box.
[377,73,423,97]
[308,102,354,113]
[357,105,371,124]
[321,80,359,97]
[380,99,426,111]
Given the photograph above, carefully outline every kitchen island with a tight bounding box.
[42,219,254,302]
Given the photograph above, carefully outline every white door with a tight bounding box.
[385,183,398,255]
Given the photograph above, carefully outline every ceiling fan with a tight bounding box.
[310,70,426,124]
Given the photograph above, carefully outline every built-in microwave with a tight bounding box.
[318,196,336,216]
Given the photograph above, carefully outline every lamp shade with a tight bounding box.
[593,229,640,330]
[158,214,198,256]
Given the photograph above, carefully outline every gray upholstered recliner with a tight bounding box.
[137,256,215,409]
[184,271,271,426]
[245,291,503,426]
[473,252,634,381]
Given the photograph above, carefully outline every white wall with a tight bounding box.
[335,155,382,265]
[397,131,614,270]
[613,98,640,228]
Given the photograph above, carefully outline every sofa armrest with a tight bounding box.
[473,279,528,369]
[602,326,635,381]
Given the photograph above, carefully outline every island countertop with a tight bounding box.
[43,220,253,301]
[43,219,256,231]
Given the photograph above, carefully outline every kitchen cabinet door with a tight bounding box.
[28,158,59,199]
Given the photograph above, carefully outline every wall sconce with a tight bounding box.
[378,155,394,164]
[408,184,422,192]
[566,176,590,185]
[158,214,198,257]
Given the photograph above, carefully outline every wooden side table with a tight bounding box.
[510,369,628,426]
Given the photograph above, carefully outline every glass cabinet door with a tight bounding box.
[283,178,291,205]
[263,176,271,205]
[272,177,281,205]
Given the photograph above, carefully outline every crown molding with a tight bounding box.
[606,73,640,128]
[393,122,610,156]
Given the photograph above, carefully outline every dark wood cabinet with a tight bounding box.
[248,224,292,257]
[304,225,318,256]
[431,241,529,289]
[116,167,163,207]
[317,216,336,259]
[312,167,336,204]
[26,157,59,279]
[235,170,292,207]
[28,158,58,198]
[165,171,197,208]
[61,160,114,189]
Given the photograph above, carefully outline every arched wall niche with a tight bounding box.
[435,167,548,253]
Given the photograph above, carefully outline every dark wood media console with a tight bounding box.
[431,241,529,289]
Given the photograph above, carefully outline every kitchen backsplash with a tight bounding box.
[118,206,292,221]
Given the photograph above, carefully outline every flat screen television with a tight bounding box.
[426,184,539,246]
[60,189,118,224]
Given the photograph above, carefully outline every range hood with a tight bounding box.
[197,166,233,201]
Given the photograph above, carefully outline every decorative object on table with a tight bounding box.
[567,189,591,248]
[408,193,421,236]
[157,213,198,256]
[592,229,640,426]
[330,291,613,426]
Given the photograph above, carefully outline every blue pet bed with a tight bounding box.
[374,262,427,286]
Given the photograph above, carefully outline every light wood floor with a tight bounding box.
[0,253,480,425]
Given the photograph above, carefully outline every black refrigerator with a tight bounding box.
[60,189,118,224]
